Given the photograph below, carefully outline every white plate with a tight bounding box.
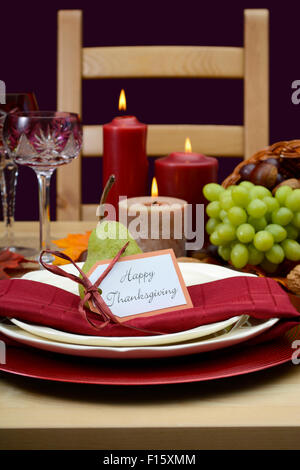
[0,318,279,360]
[16,262,258,347]
[11,316,243,347]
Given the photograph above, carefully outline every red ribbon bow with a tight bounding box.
[40,243,129,330]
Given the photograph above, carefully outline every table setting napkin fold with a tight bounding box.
[0,276,299,344]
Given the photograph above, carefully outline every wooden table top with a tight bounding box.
[1,221,300,450]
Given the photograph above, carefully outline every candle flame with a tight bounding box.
[185,137,192,153]
[151,177,159,197]
[119,89,127,111]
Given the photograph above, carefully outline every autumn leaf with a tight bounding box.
[52,231,91,265]
[0,249,36,280]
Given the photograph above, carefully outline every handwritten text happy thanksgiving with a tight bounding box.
[105,266,178,306]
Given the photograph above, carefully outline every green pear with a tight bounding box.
[79,175,142,298]
[79,221,142,298]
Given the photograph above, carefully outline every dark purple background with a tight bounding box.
[1,0,300,221]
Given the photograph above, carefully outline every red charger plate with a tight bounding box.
[0,327,299,385]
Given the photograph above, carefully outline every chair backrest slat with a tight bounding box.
[82,124,244,158]
[83,46,244,79]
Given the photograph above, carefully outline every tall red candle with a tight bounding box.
[103,90,148,218]
[155,138,218,245]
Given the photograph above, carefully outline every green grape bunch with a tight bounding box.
[203,182,300,272]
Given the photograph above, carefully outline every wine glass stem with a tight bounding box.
[36,170,53,253]
[0,153,18,247]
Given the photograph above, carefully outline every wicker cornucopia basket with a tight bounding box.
[222,140,300,190]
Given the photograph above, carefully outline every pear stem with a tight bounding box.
[98,174,116,221]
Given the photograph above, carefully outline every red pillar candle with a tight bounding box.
[155,138,218,245]
[103,90,148,217]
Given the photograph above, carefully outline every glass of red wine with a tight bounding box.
[0,92,38,255]
[3,111,82,263]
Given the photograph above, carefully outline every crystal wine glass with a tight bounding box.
[3,111,82,263]
[0,92,38,255]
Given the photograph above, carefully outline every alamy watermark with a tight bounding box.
[96,199,205,251]
[291,340,300,365]
[291,80,300,104]
[0,80,5,104]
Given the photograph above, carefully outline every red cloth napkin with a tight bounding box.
[0,276,299,342]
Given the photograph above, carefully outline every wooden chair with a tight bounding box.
[57,9,269,220]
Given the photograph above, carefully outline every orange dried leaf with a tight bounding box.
[0,249,36,279]
[270,277,289,289]
[52,231,91,265]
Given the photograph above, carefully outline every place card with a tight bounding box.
[87,249,193,321]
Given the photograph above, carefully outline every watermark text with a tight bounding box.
[291,80,300,105]
[96,199,205,251]
[0,340,6,364]
[0,80,5,104]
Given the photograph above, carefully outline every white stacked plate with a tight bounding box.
[0,263,278,359]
